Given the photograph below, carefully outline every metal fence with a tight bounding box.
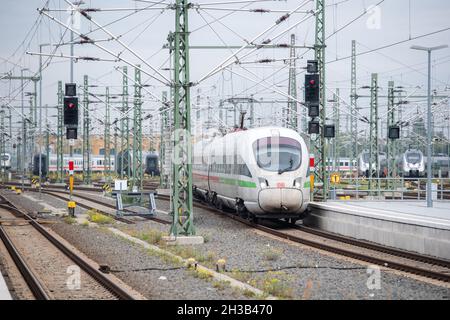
[328,177,450,201]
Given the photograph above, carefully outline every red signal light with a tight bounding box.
[68,103,75,109]
[309,79,315,85]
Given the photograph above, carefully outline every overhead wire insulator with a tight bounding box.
[257,59,274,63]
[275,13,290,24]
[251,9,269,13]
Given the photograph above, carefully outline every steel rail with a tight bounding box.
[0,224,50,300]
[41,189,171,225]
[0,194,136,300]
[0,185,169,225]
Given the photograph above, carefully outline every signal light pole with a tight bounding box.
[410,44,448,208]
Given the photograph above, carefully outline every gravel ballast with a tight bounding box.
[6,188,450,300]
[2,190,250,300]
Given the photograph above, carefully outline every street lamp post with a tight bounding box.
[411,44,448,208]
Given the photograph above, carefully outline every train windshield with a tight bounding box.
[1,155,9,161]
[362,152,369,163]
[253,137,301,173]
[406,152,422,164]
[148,158,157,167]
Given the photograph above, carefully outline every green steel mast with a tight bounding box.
[132,65,143,191]
[0,110,5,183]
[333,89,340,173]
[57,81,64,183]
[82,75,91,184]
[170,0,195,236]
[287,34,298,131]
[368,73,379,195]
[312,0,327,201]
[160,91,169,188]
[45,108,49,175]
[120,66,130,179]
[104,87,111,182]
[350,40,358,179]
[387,80,397,188]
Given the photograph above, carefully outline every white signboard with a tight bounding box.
[114,180,128,191]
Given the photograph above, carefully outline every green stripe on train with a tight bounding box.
[216,177,257,188]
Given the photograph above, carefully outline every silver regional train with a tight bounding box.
[358,151,387,177]
[397,149,425,178]
[192,126,310,223]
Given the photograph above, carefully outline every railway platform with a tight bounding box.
[0,271,12,300]
[306,201,450,260]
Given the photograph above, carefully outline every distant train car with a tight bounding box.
[32,154,48,176]
[47,154,115,173]
[398,149,425,178]
[145,153,160,176]
[358,151,387,177]
[324,157,357,174]
[1,153,11,169]
[430,155,450,178]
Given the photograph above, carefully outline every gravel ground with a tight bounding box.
[2,190,250,300]
[118,197,450,300]
[7,189,450,300]
[51,223,250,300]
[0,202,115,300]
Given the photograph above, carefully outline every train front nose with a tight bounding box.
[258,188,303,212]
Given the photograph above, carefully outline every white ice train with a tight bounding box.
[192,126,310,222]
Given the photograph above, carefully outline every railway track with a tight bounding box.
[0,193,136,300]
[5,183,449,283]
[0,185,170,225]
[0,220,49,300]
[155,194,450,283]
[4,180,159,192]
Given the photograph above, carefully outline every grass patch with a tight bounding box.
[167,245,217,266]
[228,269,252,284]
[134,229,165,245]
[147,248,183,267]
[242,289,256,298]
[212,280,230,291]
[262,246,283,261]
[81,220,89,227]
[63,216,76,224]
[192,268,214,280]
[86,209,114,224]
[261,272,293,299]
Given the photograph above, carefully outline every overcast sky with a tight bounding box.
[1,0,449,140]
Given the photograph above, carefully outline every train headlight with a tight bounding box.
[258,177,269,189]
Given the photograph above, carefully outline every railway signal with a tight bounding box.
[388,125,400,139]
[324,124,336,138]
[305,74,320,111]
[305,68,321,136]
[66,127,77,139]
[63,96,78,126]
[308,120,320,134]
[65,83,77,96]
